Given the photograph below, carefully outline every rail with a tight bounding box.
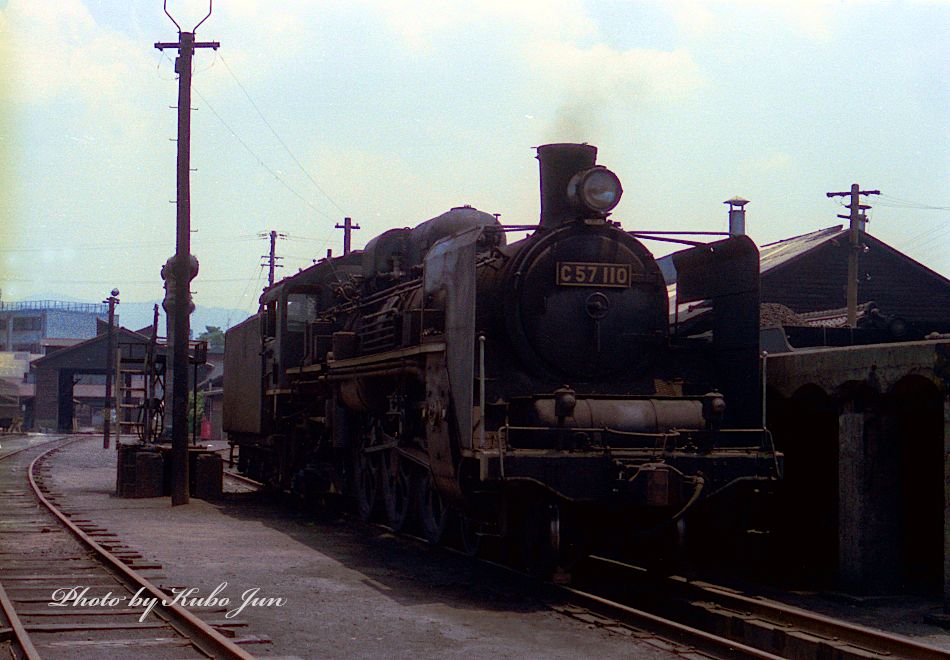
[27,443,255,659]
[0,436,258,659]
[572,555,950,660]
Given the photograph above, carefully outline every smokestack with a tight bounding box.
[537,143,598,229]
[724,196,749,237]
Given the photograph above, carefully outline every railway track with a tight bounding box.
[562,555,950,660]
[373,508,947,658]
[0,435,263,658]
[222,469,263,492]
[200,445,950,659]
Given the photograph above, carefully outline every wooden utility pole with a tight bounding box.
[827,184,879,328]
[155,6,218,506]
[260,230,286,288]
[102,289,119,449]
[335,217,360,255]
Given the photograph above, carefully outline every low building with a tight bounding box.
[757,226,950,338]
[30,327,149,432]
[660,225,950,341]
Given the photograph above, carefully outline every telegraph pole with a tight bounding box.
[155,3,218,506]
[102,289,119,449]
[826,184,879,328]
[335,217,360,255]
[260,230,286,288]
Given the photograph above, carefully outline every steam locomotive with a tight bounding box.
[223,143,781,568]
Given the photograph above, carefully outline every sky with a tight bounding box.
[0,0,947,319]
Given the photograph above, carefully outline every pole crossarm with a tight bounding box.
[826,189,880,198]
[155,41,220,51]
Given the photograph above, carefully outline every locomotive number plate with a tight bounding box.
[556,262,632,288]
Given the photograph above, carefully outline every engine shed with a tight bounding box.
[30,327,152,432]
[765,338,950,609]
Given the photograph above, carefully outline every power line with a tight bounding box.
[228,263,266,324]
[1,277,262,284]
[877,193,950,210]
[191,85,335,221]
[284,233,335,245]
[218,53,347,216]
[0,235,259,254]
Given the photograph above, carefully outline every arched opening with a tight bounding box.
[767,383,839,586]
[888,375,944,594]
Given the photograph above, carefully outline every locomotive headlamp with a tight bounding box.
[567,166,623,214]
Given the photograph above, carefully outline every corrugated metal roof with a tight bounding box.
[759,226,846,273]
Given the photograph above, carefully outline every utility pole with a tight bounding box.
[826,184,879,328]
[155,2,218,506]
[335,216,360,255]
[260,230,286,288]
[102,289,119,449]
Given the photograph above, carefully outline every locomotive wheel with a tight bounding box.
[416,470,448,544]
[517,503,562,577]
[354,448,380,522]
[381,451,412,532]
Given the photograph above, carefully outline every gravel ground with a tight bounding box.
[42,435,677,659]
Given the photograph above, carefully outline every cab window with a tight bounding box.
[263,303,277,338]
[286,293,317,333]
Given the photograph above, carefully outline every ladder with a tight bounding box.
[116,306,166,443]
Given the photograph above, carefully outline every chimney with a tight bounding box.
[724,197,749,237]
[537,143,598,229]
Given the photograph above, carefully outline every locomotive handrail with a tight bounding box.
[326,342,445,369]
[324,364,424,381]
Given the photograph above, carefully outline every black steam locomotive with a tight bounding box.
[223,143,781,567]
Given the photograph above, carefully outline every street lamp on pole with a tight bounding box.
[103,288,119,449]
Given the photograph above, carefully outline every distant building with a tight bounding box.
[0,300,111,354]
[0,301,113,429]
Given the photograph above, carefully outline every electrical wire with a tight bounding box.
[0,236,258,255]
[218,53,348,217]
[1,277,264,284]
[227,264,266,325]
[191,85,336,221]
[284,233,335,246]
[877,193,950,210]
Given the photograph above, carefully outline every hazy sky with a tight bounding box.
[1,0,947,316]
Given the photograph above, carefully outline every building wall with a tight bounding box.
[0,351,43,382]
[0,307,107,352]
[33,367,59,432]
[766,339,950,604]
[45,310,103,341]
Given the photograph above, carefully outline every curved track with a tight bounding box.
[0,435,258,659]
